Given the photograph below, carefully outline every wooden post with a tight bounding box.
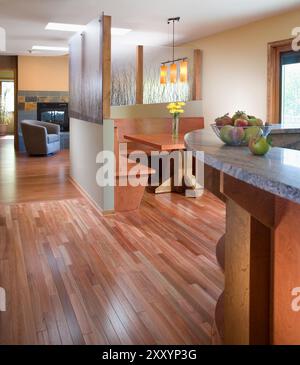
[222,174,273,345]
[193,49,202,101]
[273,197,300,344]
[102,15,111,119]
[136,45,144,104]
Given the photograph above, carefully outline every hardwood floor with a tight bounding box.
[0,139,80,204]
[0,139,225,345]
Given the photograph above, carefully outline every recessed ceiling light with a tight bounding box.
[32,45,69,52]
[111,27,132,36]
[45,22,86,32]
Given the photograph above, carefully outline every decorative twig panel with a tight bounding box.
[69,15,103,124]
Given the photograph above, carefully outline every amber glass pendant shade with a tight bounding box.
[170,63,177,84]
[180,60,188,83]
[160,65,168,84]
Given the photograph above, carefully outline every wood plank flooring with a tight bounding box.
[0,139,225,344]
[0,139,80,204]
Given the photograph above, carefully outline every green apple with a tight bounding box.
[220,125,234,144]
[249,136,271,156]
[248,118,264,127]
[244,126,262,143]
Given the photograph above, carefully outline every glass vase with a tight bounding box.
[172,115,180,139]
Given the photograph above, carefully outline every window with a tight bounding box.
[0,81,14,113]
[280,51,300,126]
[267,38,293,124]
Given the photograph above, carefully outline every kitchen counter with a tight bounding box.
[269,123,300,150]
[270,123,300,134]
[185,129,300,345]
[185,129,300,204]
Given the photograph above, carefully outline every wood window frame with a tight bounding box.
[267,38,293,124]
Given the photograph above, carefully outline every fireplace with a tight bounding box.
[37,102,69,132]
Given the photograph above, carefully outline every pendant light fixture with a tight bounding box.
[160,17,188,85]
[160,64,168,84]
[180,59,188,83]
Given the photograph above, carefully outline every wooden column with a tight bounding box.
[224,200,271,344]
[135,45,143,104]
[207,169,300,345]
[102,15,111,119]
[273,197,300,344]
[222,174,273,345]
[193,49,202,100]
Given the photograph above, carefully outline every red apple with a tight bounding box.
[234,118,248,127]
[230,127,245,145]
[215,113,233,127]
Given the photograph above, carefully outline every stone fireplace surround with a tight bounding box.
[18,91,69,151]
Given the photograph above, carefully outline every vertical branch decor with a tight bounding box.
[111,63,136,106]
[69,32,83,120]
[110,46,194,106]
[69,14,111,123]
[81,17,103,123]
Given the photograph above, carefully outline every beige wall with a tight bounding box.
[185,8,300,127]
[18,56,69,91]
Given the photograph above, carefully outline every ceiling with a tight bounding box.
[0,0,300,55]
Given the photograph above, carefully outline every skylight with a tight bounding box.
[45,23,86,32]
[32,45,69,52]
[45,22,132,36]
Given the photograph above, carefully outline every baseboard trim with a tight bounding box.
[69,176,115,216]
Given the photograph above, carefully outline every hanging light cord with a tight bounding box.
[162,17,186,66]
[172,19,175,63]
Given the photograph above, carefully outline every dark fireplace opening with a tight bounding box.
[37,102,69,132]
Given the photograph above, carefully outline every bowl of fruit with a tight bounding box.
[211,111,272,149]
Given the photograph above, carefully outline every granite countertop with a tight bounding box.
[184,129,300,204]
[270,123,300,134]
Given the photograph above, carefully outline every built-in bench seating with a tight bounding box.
[115,117,204,156]
[114,127,155,212]
[114,117,204,212]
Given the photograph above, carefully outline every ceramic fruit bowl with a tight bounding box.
[211,124,273,146]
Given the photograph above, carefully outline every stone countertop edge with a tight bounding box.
[270,124,300,134]
[184,130,300,205]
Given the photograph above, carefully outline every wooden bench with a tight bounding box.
[114,127,155,212]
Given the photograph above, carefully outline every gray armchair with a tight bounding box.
[21,120,60,156]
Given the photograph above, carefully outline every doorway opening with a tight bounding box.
[0,70,15,139]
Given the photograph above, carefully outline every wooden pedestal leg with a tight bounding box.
[173,150,204,197]
[273,197,300,344]
[150,153,175,194]
[224,199,271,345]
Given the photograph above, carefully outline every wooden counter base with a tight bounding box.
[212,173,300,345]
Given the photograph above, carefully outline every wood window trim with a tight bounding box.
[267,38,293,124]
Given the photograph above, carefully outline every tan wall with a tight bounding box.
[111,100,203,119]
[18,56,69,91]
[185,8,300,127]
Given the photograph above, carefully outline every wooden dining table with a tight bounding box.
[124,133,203,197]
